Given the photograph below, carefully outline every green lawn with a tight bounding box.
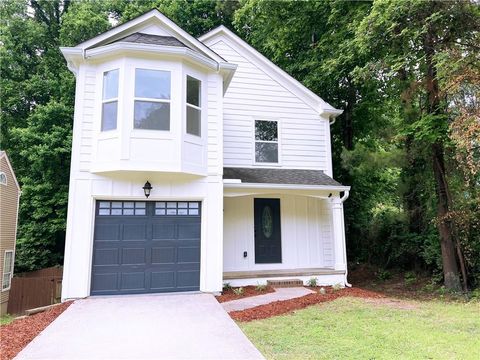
[240,297,480,360]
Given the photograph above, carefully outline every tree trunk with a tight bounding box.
[424,23,462,291]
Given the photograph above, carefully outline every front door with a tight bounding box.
[254,198,282,263]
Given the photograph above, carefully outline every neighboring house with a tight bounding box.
[60,9,350,299]
[0,151,21,315]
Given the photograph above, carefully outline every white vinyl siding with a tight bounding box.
[223,195,334,272]
[208,39,328,171]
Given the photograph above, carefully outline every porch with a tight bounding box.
[222,167,350,287]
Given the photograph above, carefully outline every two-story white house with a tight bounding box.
[60,9,350,299]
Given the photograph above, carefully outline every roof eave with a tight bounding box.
[223,181,350,192]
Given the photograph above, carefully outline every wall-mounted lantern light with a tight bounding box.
[142,181,152,198]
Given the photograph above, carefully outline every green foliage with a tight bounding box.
[232,287,245,296]
[255,284,267,292]
[307,278,317,287]
[223,282,232,292]
[377,270,392,282]
[404,271,417,286]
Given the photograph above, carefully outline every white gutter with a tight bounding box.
[340,190,350,203]
[223,181,351,192]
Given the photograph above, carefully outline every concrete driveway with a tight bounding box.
[15,293,264,360]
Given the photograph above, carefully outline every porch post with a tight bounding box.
[331,197,347,272]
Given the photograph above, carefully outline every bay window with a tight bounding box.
[255,120,279,163]
[101,69,119,131]
[134,69,171,130]
[186,76,201,136]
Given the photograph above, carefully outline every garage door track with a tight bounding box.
[15,293,264,360]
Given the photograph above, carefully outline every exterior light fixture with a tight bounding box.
[142,181,152,198]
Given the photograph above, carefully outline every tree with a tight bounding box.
[357,0,480,290]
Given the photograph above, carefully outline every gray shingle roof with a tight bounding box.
[109,33,190,48]
[223,167,344,187]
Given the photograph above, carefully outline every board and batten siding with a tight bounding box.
[223,195,334,272]
[78,67,96,172]
[208,39,329,171]
[0,155,20,314]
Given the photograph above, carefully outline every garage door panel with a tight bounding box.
[123,223,148,241]
[91,273,118,292]
[91,201,201,295]
[94,248,119,266]
[120,272,145,291]
[177,246,200,263]
[151,246,176,264]
[152,223,175,239]
[150,271,175,290]
[121,248,147,265]
[177,270,200,288]
[94,224,120,241]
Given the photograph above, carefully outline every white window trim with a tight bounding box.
[253,118,282,166]
[186,75,202,138]
[0,171,7,186]
[101,68,120,132]
[2,250,14,291]
[133,67,171,132]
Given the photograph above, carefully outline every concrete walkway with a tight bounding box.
[222,287,315,312]
[15,293,264,360]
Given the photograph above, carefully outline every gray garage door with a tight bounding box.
[91,201,201,295]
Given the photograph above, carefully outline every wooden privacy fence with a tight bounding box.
[7,266,63,315]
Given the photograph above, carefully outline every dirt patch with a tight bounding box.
[229,287,384,322]
[361,297,418,310]
[0,301,72,360]
[216,285,275,303]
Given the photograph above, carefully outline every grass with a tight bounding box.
[239,297,480,360]
[0,314,15,325]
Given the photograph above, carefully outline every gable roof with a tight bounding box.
[199,26,342,117]
[0,151,21,191]
[76,9,225,64]
[223,167,344,187]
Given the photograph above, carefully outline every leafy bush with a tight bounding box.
[223,283,232,292]
[307,278,318,287]
[255,284,267,292]
[377,269,392,281]
[404,271,417,286]
[233,287,245,296]
[332,283,342,291]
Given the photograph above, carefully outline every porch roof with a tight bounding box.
[223,167,344,187]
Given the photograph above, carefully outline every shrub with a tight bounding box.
[233,287,245,296]
[377,269,392,281]
[255,284,267,292]
[307,278,318,287]
[332,283,343,291]
[223,282,232,292]
[404,271,417,286]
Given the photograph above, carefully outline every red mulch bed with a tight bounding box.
[0,301,73,360]
[216,285,275,303]
[229,287,384,322]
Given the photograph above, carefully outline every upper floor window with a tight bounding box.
[186,76,201,136]
[0,172,6,185]
[255,120,278,163]
[2,250,14,291]
[102,69,119,131]
[134,69,171,131]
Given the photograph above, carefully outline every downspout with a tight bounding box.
[341,190,352,287]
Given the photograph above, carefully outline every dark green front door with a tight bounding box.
[254,198,282,263]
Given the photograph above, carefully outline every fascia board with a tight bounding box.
[223,181,350,192]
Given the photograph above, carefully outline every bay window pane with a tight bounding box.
[186,106,201,136]
[255,120,278,141]
[255,142,278,163]
[187,76,201,106]
[134,101,170,130]
[135,69,170,99]
[102,101,117,131]
[103,69,119,100]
